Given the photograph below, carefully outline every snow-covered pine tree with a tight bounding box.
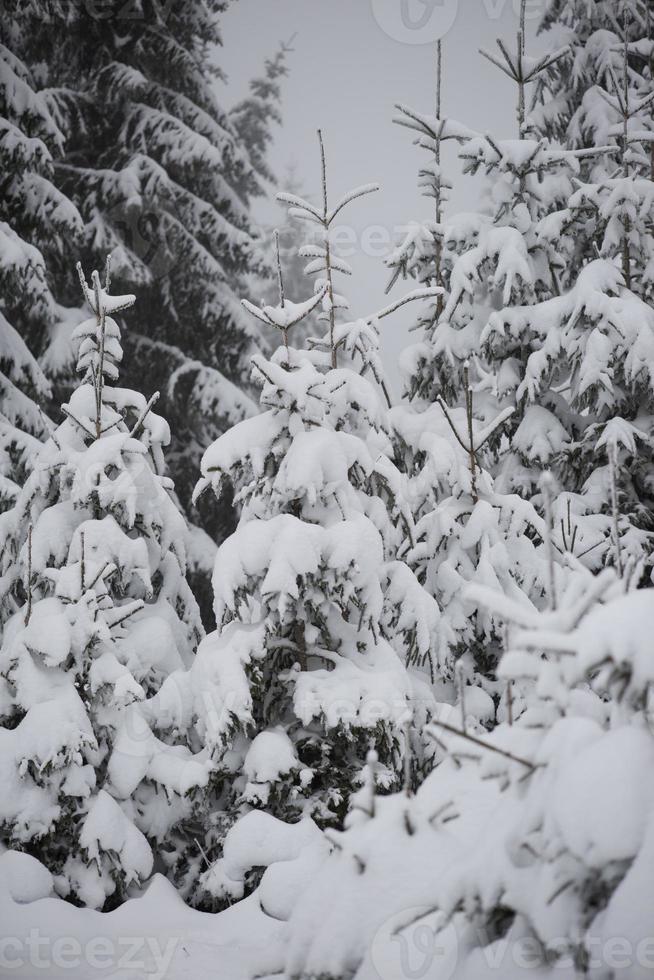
[535,0,654,171]
[386,41,477,402]
[0,262,208,909]
[249,167,323,354]
[152,143,444,907]
[388,18,575,406]
[229,38,293,197]
[384,19,588,534]
[4,0,287,580]
[388,8,653,574]
[0,30,83,504]
[275,566,654,980]
[488,6,654,571]
[534,2,654,300]
[390,383,556,716]
[382,40,558,710]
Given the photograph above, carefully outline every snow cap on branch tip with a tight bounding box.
[241,285,327,330]
[76,260,136,317]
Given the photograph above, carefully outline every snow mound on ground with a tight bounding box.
[0,855,286,980]
[0,850,54,903]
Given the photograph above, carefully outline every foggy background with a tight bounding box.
[219,0,545,380]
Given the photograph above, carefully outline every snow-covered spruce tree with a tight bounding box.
[229,38,292,197]
[0,22,84,339]
[152,146,443,907]
[273,564,654,980]
[382,42,558,706]
[386,41,477,402]
[0,262,208,909]
[486,257,654,572]
[0,31,83,502]
[387,19,576,407]
[534,3,654,301]
[388,11,654,573]
[390,382,556,713]
[249,167,323,354]
[4,0,286,567]
[487,12,654,571]
[535,0,654,175]
[384,23,588,533]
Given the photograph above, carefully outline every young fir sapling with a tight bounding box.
[152,137,445,907]
[384,37,558,708]
[494,5,654,571]
[0,259,207,909]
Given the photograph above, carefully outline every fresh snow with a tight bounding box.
[2,3,654,978]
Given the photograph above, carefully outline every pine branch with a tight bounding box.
[62,407,96,440]
[374,287,443,320]
[275,192,323,221]
[129,391,161,440]
[241,299,274,325]
[107,600,145,629]
[426,719,536,771]
[328,183,380,225]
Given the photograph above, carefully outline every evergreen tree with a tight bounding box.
[249,166,323,354]
[229,39,293,195]
[152,141,443,907]
[534,2,654,297]
[504,4,654,568]
[4,0,286,566]
[0,262,208,908]
[386,41,557,702]
[275,567,654,980]
[386,22,582,490]
[535,0,653,167]
[391,388,554,707]
[390,9,654,574]
[0,31,83,505]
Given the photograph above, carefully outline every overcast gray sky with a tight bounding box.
[219,0,545,378]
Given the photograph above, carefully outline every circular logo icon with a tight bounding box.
[106,189,186,282]
[370,905,458,980]
[371,0,459,44]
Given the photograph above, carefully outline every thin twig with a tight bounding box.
[317,129,337,369]
[108,601,145,630]
[608,443,624,578]
[24,525,33,626]
[129,392,161,440]
[273,229,290,359]
[80,530,85,592]
[464,362,478,503]
[540,473,558,611]
[426,719,535,770]
[62,407,96,440]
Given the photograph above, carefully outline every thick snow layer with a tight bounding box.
[0,852,283,980]
[200,810,327,905]
[513,406,569,463]
[78,791,153,906]
[243,728,300,784]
